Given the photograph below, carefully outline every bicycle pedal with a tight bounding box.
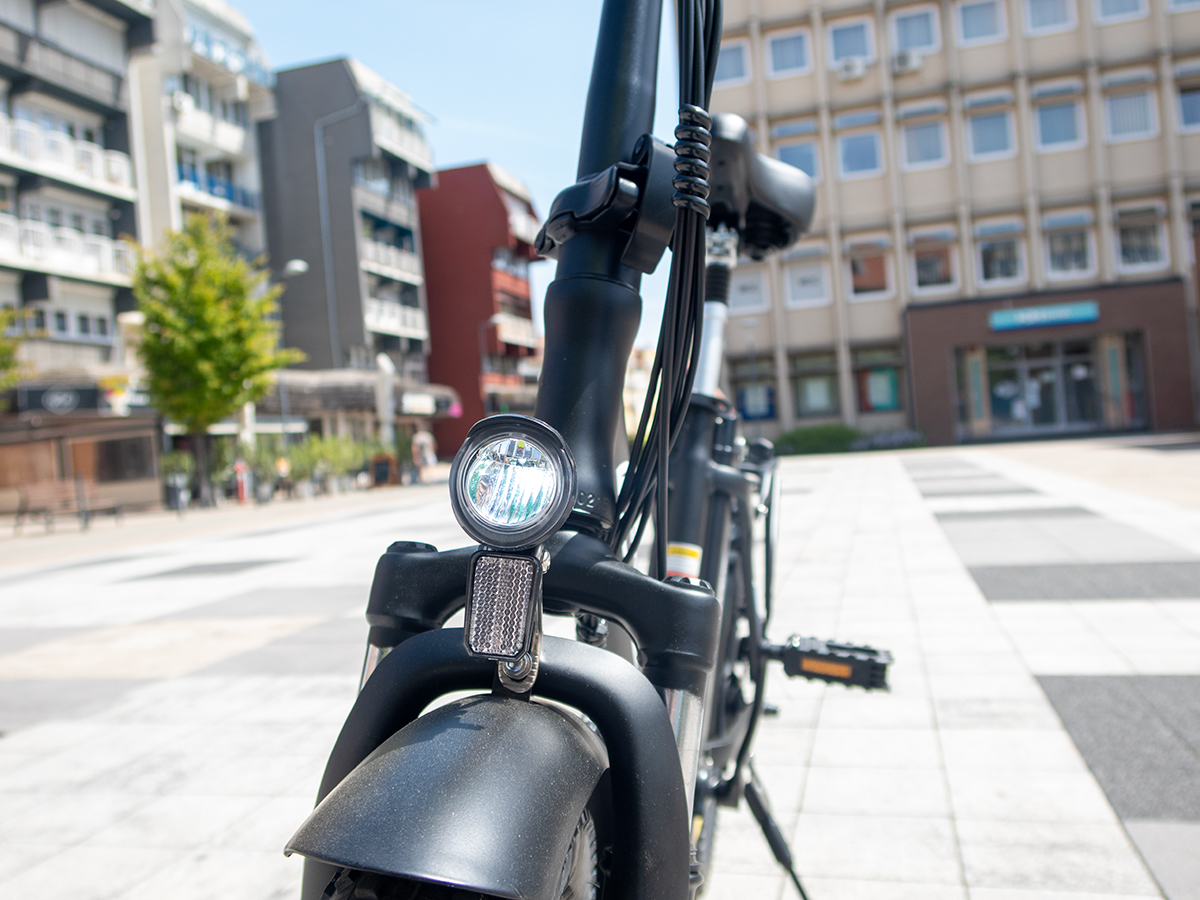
[764,636,892,690]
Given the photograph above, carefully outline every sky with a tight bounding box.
[234,0,681,348]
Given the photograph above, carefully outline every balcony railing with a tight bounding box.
[494,312,538,349]
[177,165,260,210]
[363,299,428,340]
[0,116,134,196]
[361,239,422,279]
[0,215,133,281]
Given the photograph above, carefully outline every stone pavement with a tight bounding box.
[0,440,1197,899]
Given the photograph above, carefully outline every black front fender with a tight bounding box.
[287,695,607,900]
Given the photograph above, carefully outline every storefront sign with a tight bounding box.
[989,301,1099,331]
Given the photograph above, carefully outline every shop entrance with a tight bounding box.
[956,335,1146,439]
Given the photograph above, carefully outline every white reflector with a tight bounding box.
[465,553,539,659]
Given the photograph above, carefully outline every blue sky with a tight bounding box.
[235,0,680,347]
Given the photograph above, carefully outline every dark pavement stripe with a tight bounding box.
[1038,675,1200,822]
[971,562,1200,600]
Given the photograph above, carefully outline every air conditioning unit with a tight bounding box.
[891,51,923,75]
[171,91,194,113]
[837,57,867,81]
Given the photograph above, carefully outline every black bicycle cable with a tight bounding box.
[611,0,721,567]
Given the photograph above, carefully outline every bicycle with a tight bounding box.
[285,3,891,899]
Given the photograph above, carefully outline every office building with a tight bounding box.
[128,0,273,255]
[0,0,159,515]
[713,0,1200,443]
[417,162,541,455]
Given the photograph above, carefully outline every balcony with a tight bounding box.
[360,239,423,284]
[185,25,274,88]
[0,215,134,285]
[177,165,260,212]
[494,312,538,349]
[369,109,432,171]
[0,117,135,201]
[363,299,428,340]
[175,101,247,156]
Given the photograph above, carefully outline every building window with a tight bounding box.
[783,259,830,309]
[967,110,1015,159]
[910,237,957,291]
[1104,91,1157,141]
[53,311,67,333]
[1170,0,1200,10]
[838,132,883,178]
[846,243,892,299]
[729,267,769,314]
[1035,100,1085,151]
[95,316,108,337]
[828,19,875,64]
[791,352,840,418]
[1095,0,1147,22]
[77,314,90,336]
[853,346,904,413]
[1045,229,1092,277]
[956,0,1007,45]
[33,309,45,331]
[891,7,940,53]
[1024,0,1075,33]
[731,356,776,421]
[901,121,948,169]
[976,230,1025,285]
[1178,87,1200,131]
[714,40,750,86]
[778,141,819,179]
[1116,208,1167,271]
[768,30,811,77]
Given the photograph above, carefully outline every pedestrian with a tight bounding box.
[412,429,437,483]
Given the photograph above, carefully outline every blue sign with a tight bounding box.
[989,301,1099,331]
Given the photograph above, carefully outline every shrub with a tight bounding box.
[774,424,863,455]
[849,429,925,451]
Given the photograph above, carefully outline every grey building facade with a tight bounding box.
[259,57,434,379]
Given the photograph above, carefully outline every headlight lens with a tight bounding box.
[450,415,577,549]
[463,437,561,530]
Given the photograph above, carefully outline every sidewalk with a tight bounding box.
[0,439,1196,899]
[0,466,454,574]
[707,440,1199,900]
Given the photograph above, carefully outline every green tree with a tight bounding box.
[0,308,24,397]
[133,215,304,504]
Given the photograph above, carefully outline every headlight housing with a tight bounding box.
[449,415,577,550]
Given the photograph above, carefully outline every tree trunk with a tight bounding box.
[192,432,214,507]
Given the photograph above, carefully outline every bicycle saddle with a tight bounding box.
[706,113,815,260]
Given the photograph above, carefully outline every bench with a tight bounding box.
[14,479,124,534]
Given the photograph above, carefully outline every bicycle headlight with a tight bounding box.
[449,415,577,550]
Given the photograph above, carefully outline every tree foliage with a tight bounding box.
[133,214,304,433]
[0,307,26,392]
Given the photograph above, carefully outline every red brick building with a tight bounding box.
[417,163,542,456]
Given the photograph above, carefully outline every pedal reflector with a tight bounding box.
[772,636,892,690]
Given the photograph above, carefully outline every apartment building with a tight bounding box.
[259,58,457,440]
[417,162,542,455]
[0,0,162,515]
[713,0,1200,443]
[128,0,273,254]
